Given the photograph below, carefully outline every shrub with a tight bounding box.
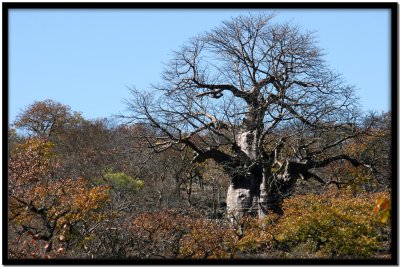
[127,190,390,259]
[266,190,391,258]
[101,169,144,192]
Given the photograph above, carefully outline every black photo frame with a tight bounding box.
[2,2,398,265]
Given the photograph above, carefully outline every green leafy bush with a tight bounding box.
[101,169,144,192]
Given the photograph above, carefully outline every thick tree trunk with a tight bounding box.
[227,130,263,219]
[226,130,297,219]
[226,174,260,219]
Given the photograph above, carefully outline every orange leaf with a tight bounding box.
[380,199,390,211]
[373,206,379,214]
[376,196,384,206]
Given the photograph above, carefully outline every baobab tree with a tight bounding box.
[124,14,376,219]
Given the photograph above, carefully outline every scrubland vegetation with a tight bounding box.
[8,13,393,261]
[8,100,392,260]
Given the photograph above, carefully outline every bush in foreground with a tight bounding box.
[129,189,391,259]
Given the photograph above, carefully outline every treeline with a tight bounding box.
[8,99,392,259]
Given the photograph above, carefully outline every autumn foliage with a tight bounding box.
[126,189,391,259]
[7,100,393,260]
[267,190,391,258]
[13,99,83,138]
[8,138,111,259]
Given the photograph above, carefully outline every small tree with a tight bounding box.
[124,14,379,219]
[14,99,83,138]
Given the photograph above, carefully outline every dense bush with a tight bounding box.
[267,190,391,258]
[8,99,392,260]
[127,190,391,259]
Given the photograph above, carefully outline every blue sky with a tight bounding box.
[8,9,391,123]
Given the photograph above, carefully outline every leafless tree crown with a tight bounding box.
[124,13,373,186]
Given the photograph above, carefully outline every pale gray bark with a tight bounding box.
[227,130,261,218]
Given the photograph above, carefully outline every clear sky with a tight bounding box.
[8,8,391,123]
